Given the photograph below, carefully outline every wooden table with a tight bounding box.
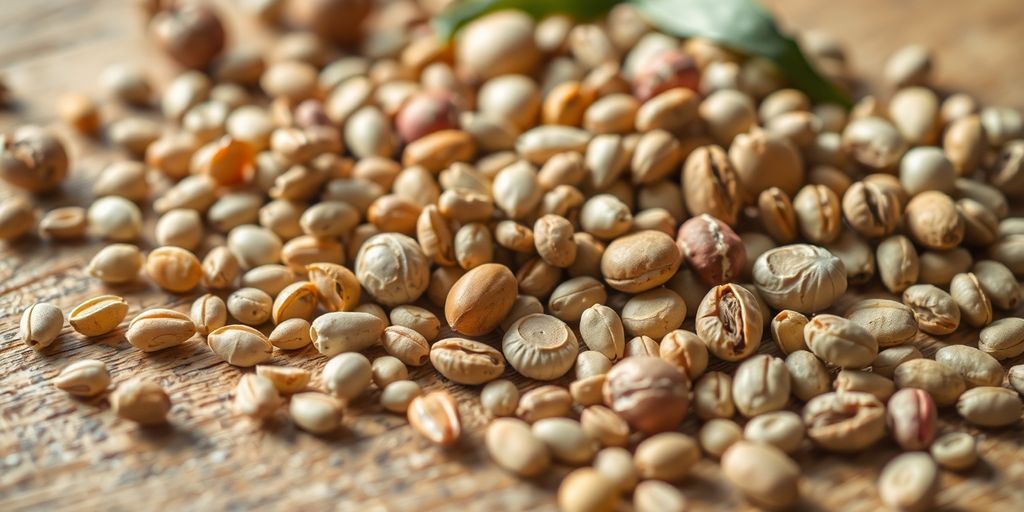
[2,0,1024,510]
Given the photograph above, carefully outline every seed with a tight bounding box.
[484,417,550,477]
[125,308,196,352]
[266,318,311,350]
[752,244,847,313]
[234,374,281,420]
[207,325,273,367]
[304,262,359,312]
[603,356,689,434]
[155,209,203,250]
[309,311,385,357]
[844,299,917,347]
[110,379,171,426]
[834,370,895,401]
[201,246,240,290]
[87,244,145,284]
[901,284,960,335]
[695,283,763,361]
[226,287,273,326]
[878,453,940,512]
[408,390,461,446]
[600,230,681,293]
[886,388,937,451]
[785,350,831,402]
[634,480,687,512]
[698,418,743,459]
[19,303,64,351]
[744,410,805,454]
[978,317,1024,360]
[429,337,505,385]
[0,126,69,192]
[69,295,129,337]
[804,314,878,369]
[722,441,800,510]
[380,380,422,413]
[371,356,408,389]
[516,385,573,423]
[532,417,597,465]
[53,359,110,397]
[549,277,607,323]
[803,391,886,452]
[38,206,87,240]
[88,196,142,241]
[873,345,924,378]
[502,314,579,380]
[956,386,1023,427]
[694,371,735,420]
[481,379,520,417]
[190,294,226,336]
[576,351,612,380]
[388,305,440,342]
[972,260,1021,310]
[0,196,37,241]
[930,432,977,471]
[355,233,431,307]
[620,288,685,339]
[935,345,1004,387]
[445,263,518,336]
[634,432,700,482]
[732,354,791,417]
[1010,365,1024,395]
[145,246,203,293]
[256,365,310,394]
[579,304,626,361]
[894,359,966,407]
[268,281,317,324]
[579,404,629,448]
[323,352,372,401]
[558,467,620,512]
[771,310,809,354]
[289,392,343,434]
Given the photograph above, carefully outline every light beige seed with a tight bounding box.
[290,392,343,434]
[371,356,408,389]
[430,337,506,385]
[771,310,808,354]
[408,390,462,446]
[481,379,520,417]
[271,281,318,324]
[956,386,1022,427]
[323,352,372,401]
[69,295,128,337]
[190,294,226,336]
[950,272,992,328]
[935,345,1005,387]
[570,374,606,406]
[785,350,831,402]
[87,244,145,284]
[699,418,743,459]
[256,365,310,394]
[634,433,701,482]
[87,196,142,241]
[579,304,626,361]
[744,410,805,454]
[517,385,573,422]
[486,417,551,477]
[621,288,685,339]
[241,264,295,296]
[227,287,273,326]
[894,359,966,406]
[901,284,960,335]
[201,246,240,290]
[38,206,87,240]
[388,305,440,342]
[694,371,735,420]
[558,467,620,512]
[978,317,1024,360]
[503,314,580,380]
[580,404,629,448]
[873,345,924,378]
[207,324,273,367]
[19,303,64,351]
[878,453,940,512]
[1010,365,1024,395]
[380,380,423,413]
[634,480,687,512]
[155,209,203,250]
[803,391,886,452]
[145,246,203,293]
[267,318,312,350]
[732,354,791,417]
[576,351,613,379]
[234,374,281,420]
[110,379,171,426]
[834,370,895,401]
[125,308,196,352]
[309,311,385,356]
[532,417,597,465]
[804,314,878,369]
[53,359,110,397]
[930,432,977,470]
[844,299,918,347]
[306,262,360,312]
[549,277,607,323]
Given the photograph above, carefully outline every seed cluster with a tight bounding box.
[4,1,1024,510]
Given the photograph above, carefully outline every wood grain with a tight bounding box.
[2,0,1024,510]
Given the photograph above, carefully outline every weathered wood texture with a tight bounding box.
[2,0,1024,510]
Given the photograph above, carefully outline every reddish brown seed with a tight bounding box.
[602,356,690,434]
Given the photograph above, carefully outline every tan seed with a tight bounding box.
[408,390,462,446]
[69,295,128,337]
[53,359,110,397]
[125,308,196,352]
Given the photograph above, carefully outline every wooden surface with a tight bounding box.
[2,0,1024,510]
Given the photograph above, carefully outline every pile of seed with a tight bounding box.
[4,1,1024,510]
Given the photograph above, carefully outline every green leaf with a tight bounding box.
[432,0,622,41]
[629,0,851,107]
